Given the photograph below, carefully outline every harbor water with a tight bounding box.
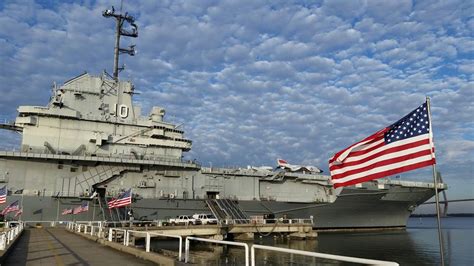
[151,217,474,265]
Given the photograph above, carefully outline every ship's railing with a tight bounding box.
[76,218,313,227]
[377,179,447,189]
[0,221,24,251]
[221,218,314,225]
[4,218,312,229]
[0,151,199,168]
[99,220,167,227]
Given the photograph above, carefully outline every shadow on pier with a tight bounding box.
[2,228,154,265]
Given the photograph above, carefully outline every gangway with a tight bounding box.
[206,199,249,223]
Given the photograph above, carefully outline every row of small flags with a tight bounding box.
[61,188,132,215]
[1,184,133,217]
[61,202,89,215]
[0,186,23,218]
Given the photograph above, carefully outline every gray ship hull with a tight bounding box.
[7,183,435,230]
[0,152,444,230]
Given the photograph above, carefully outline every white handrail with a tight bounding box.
[107,228,127,243]
[65,221,398,265]
[127,230,183,261]
[251,244,399,266]
[185,236,249,266]
[68,223,184,261]
[0,222,24,251]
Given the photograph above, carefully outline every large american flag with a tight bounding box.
[1,200,20,215]
[0,186,6,204]
[113,189,132,208]
[73,202,89,214]
[329,102,436,188]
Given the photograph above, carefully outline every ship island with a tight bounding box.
[0,7,447,231]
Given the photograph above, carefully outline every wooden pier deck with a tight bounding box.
[2,228,154,265]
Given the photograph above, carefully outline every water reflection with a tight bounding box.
[150,217,473,265]
[152,232,434,265]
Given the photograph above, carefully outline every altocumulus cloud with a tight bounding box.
[0,0,472,198]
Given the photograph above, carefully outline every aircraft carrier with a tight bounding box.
[0,8,446,230]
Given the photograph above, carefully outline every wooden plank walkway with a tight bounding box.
[2,228,154,265]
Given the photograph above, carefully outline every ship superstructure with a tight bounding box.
[0,7,446,230]
[16,73,191,161]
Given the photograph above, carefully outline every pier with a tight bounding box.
[124,218,317,241]
[0,221,399,265]
[1,226,155,265]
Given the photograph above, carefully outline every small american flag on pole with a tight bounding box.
[61,208,73,215]
[113,189,132,208]
[0,186,6,204]
[1,200,20,216]
[329,101,436,188]
[73,202,89,214]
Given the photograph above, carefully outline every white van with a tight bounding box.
[192,213,218,225]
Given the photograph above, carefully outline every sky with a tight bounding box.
[0,0,473,211]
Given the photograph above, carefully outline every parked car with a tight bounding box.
[192,213,218,225]
[169,215,202,225]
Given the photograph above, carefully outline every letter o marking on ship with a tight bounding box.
[119,104,129,118]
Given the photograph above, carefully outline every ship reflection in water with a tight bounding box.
[150,217,473,265]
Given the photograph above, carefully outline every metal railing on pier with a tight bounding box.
[64,220,399,265]
[126,230,183,261]
[251,244,399,266]
[185,236,250,266]
[66,222,184,261]
[0,222,24,251]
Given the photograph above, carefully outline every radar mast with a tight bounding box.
[102,6,138,80]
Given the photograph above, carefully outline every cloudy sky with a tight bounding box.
[0,0,473,206]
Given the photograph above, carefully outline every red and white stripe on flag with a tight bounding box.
[61,208,73,215]
[111,189,132,208]
[0,185,7,204]
[1,200,20,215]
[14,208,23,218]
[108,198,117,209]
[329,102,436,188]
[73,202,88,214]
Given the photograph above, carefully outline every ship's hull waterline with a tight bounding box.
[6,184,436,230]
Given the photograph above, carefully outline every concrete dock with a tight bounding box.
[0,219,316,265]
[2,228,155,265]
[128,222,316,241]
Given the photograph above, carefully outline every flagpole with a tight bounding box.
[115,206,121,226]
[426,96,445,266]
[56,198,60,223]
[92,199,96,221]
[98,194,106,222]
[20,192,24,221]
